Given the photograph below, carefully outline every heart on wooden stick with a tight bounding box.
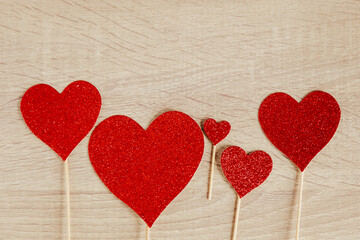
[21,80,101,240]
[258,91,341,240]
[203,118,231,200]
[221,146,272,240]
[88,111,204,227]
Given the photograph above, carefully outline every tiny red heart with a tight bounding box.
[258,91,341,171]
[88,111,204,227]
[204,118,231,145]
[221,146,272,198]
[20,81,101,161]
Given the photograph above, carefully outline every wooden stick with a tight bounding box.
[232,196,241,240]
[64,160,71,240]
[296,171,304,240]
[207,144,217,200]
[146,225,150,240]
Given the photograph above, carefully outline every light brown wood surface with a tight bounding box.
[1,1,359,239]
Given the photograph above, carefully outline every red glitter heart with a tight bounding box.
[204,118,231,145]
[221,146,272,198]
[20,81,101,161]
[258,91,341,171]
[88,111,204,227]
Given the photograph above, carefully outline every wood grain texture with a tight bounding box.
[0,0,359,239]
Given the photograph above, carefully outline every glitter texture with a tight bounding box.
[20,80,101,161]
[203,118,231,145]
[258,91,341,172]
[221,146,272,198]
[88,111,204,227]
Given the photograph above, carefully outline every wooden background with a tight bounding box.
[0,1,359,239]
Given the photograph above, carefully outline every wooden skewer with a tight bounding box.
[146,225,150,240]
[232,196,241,240]
[296,171,304,240]
[207,144,217,200]
[64,160,71,240]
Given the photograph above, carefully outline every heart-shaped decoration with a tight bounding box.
[221,146,272,198]
[258,91,341,171]
[88,111,204,227]
[20,81,101,161]
[204,118,231,145]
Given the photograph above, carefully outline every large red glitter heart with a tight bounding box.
[204,118,231,145]
[221,146,272,198]
[20,81,101,161]
[88,111,204,227]
[258,91,341,171]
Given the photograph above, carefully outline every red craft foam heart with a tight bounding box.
[20,81,101,161]
[204,118,231,145]
[88,111,204,227]
[221,146,272,198]
[258,91,341,172]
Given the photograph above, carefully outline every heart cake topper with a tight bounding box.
[221,146,273,198]
[203,118,231,200]
[88,111,204,227]
[221,146,272,239]
[258,91,341,171]
[20,80,102,161]
[204,118,231,145]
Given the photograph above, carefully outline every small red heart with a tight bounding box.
[88,111,204,227]
[221,146,272,198]
[20,81,101,161]
[204,118,231,145]
[258,91,341,171]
